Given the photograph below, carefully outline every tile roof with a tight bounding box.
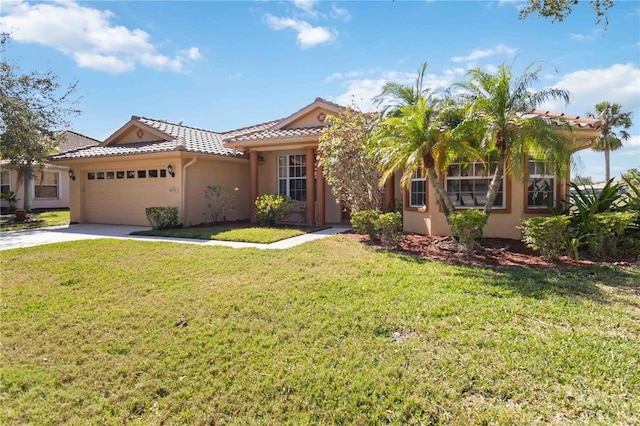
[55,130,101,153]
[51,140,178,159]
[52,116,280,160]
[225,126,326,143]
[524,110,602,129]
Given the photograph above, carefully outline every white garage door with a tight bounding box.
[85,170,169,225]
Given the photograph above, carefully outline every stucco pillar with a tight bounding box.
[384,175,395,212]
[250,150,258,223]
[306,147,315,225]
[317,159,325,225]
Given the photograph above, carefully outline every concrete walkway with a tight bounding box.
[0,224,351,251]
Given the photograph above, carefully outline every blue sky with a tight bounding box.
[2,0,639,182]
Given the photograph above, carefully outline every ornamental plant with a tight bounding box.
[255,194,293,227]
[145,207,179,230]
[350,209,382,241]
[448,209,487,251]
[203,185,237,224]
[520,215,571,260]
[373,212,403,248]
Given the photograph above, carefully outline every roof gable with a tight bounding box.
[271,97,345,130]
[102,116,173,146]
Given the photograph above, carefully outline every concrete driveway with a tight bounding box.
[0,224,350,251]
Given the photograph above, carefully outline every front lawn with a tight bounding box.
[0,209,70,232]
[131,226,306,244]
[1,238,638,424]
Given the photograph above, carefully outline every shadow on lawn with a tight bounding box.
[384,248,639,305]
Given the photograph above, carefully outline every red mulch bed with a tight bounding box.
[341,232,638,269]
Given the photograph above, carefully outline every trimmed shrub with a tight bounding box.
[448,210,487,251]
[520,215,570,260]
[374,211,403,248]
[145,207,179,230]
[351,209,382,241]
[255,194,293,227]
[586,211,637,258]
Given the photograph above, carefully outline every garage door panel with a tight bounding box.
[86,178,169,225]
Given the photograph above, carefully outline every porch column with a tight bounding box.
[384,175,395,212]
[317,158,325,225]
[250,150,258,223]
[306,147,315,225]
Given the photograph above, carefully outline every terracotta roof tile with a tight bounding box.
[52,140,178,159]
[225,126,326,143]
[524,110,602,129]
[55,130,101,153]
[52,116,279,160]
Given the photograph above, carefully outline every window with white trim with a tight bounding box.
[527,158,555,208]
[34,171,59,199]
[446,160,504,208]
[409,169,426,208]
[278,154,307,201]
[1,169,10,195]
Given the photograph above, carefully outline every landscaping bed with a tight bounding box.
[343,232,640,269]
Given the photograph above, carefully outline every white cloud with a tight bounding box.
[551,64,640,182]
[293,0,318,14]
[541,63,640,114]
[331,4,351,22]
[265,14,336,48]
[334,78,387,111]
[451,44,517,63]
[185,47,202,60]
[330,67,459,111]
[0,0,201,74]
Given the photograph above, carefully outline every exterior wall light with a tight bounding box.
[68,170,76,181]
[167,164,175,177]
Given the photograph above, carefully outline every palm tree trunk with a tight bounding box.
[483,148,506,217]
[426,167,456,217]
[604,148,611,182]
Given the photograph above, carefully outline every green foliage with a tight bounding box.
[520,215,571,260]
[255,194,293,227]
[448,209,487,251]
[455,60,572,218]
[145,207,179,230]
[568,179,625,237]
[518,0,614,29]
[587,101,633,181]
[373,211,403,248]
[1,34,80,211]
[620,168,640,212]
[318,108,382,213]
[0,190,19,209]
[586,211,637,258]
[203,185,237,224]
[350,209,382,241]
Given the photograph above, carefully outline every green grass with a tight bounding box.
[131,226,306,244]
[0,209,70,232]
[1,237,639,424]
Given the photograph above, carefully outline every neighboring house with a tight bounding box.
[51,98,602,239]
[1,130,100,210]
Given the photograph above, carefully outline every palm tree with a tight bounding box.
[587,101,633,182]
[455,61,574,217]
[374,62,438,116]
[375,97,475,217]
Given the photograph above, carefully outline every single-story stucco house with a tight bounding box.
[51,98,602,239]
[1,130,100,211]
